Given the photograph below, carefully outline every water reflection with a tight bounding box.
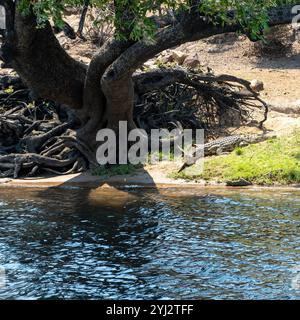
[0,187,299,299]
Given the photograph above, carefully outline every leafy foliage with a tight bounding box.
[17,0,297,40]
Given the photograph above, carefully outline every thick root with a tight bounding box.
[0,76,89,178]
[134,67,268,132]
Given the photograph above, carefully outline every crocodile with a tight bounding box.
[178,134,275,173]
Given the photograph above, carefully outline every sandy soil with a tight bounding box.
[54,22,300,136]
[171,28,300,135]
[56,21,300,107]
[1,166,299,190]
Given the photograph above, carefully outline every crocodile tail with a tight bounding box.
[178,163,189,173]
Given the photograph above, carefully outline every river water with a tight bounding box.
[0,186,299,299]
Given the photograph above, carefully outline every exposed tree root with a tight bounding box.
[0,68,268,178]
[134,67,268,132]
[0,76,88,178]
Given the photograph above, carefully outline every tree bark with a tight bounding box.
[2,7,87,109]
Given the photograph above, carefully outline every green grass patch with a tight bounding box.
[92,164,143,177]
[171,131,300,185]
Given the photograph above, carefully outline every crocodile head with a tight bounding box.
[243,133,277,144]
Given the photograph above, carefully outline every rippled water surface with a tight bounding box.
[0,186,299,299]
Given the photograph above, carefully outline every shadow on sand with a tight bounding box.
[33,166,159,211]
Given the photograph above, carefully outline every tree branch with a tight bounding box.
[77,0,90,38]
[102,4,298,86]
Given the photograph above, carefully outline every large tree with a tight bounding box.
[0,0,297,174]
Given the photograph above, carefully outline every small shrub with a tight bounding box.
[235,147,243,156]
[92,164,143,177]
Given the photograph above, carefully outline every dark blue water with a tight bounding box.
[0,187,299,300]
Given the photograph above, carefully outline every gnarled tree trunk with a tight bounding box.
[0,0,296,170]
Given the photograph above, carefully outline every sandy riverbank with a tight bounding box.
[1,170,299,190]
